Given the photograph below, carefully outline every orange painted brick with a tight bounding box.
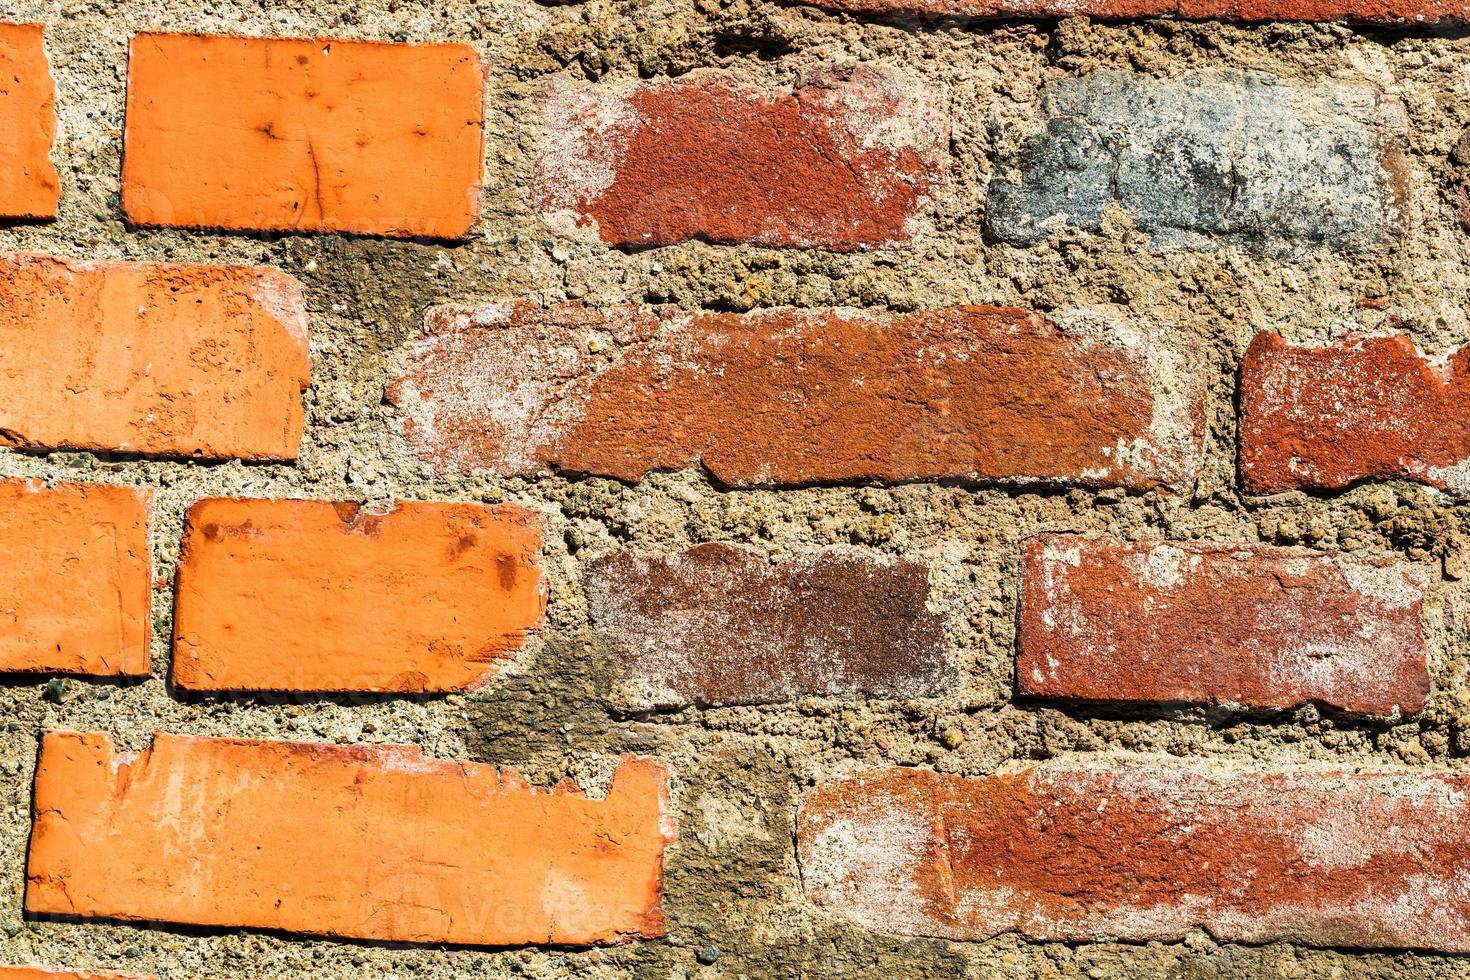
[0,968,155,980]
[172,498,545,692]
[27,731,673,947]
[0,480,151,677]
[0,24,59,219]
[799,763,1470,950]
[0,253,309,460]
[122,33,485,238]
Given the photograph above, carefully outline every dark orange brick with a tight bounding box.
[27,731,673,946]
[1240,331,1470,495]
[0,23,59,219]
[1018,536,1430,717]
[0,253,309,460]
[0,968,155,980]
[388,302,1204,489]
[535,67,945,250]
[122,33,484,238]
[0,480,151,678]
[172,498,545,693]
[799,763,1470,950]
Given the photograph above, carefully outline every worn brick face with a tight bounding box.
[798,763,1470,951]
[988,72,1403,252]
[122,33,484,238]
[0,253,310,460]
[172,498,545,693]
[387,302,1203,489]
[783,0,1470,21]
[1240,331,1470,495]
[586,543,950,708]
[1017,535,1430,717]
[0,480,151,678]
[534,67,946,250]
[0,23,58,219]
[26,731,673,947]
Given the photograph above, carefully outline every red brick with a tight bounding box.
[387,302,1203,489]
[0,253,309,460]
[27,731,672,947]
[122,33,484,238]
[172,498,545,693]
[534,67,945,250]
[0,23,59,219]
[586,543,949,708]
[798,763,1470,950]
[0,480,151,678]
[784,0,1470,21]
[0,968,155,980]
[1018,535,1429,717]
[1240,331,1470,495]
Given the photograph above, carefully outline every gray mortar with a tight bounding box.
[1,0,1470,978]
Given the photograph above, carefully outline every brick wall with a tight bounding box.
[1,1,1469,978]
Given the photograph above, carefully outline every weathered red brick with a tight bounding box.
[798,763,1470,950]
[587,543,949,708]
[0,23,59,219]
[172,498,545,693]
[0,253,309,460]
[1018,535,1429,717]
[784,0,1470,22]
[0,480,151,678]
[27,731,672,946]
[0,968,155,980]
[1240,332,1470,495]
[534,67,945,250]
[122,33,484,238]
[387,302,1204,489]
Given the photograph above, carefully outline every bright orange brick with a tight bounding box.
[0,253,310,460]
[27,731,673,947]
[171,498,545,693]
[0,23,59,219]
[122,33,485,238]
[0,480,151,677]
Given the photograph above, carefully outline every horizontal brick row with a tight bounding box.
[0,969,153,980]
[1,484,546,692]
[26,731,672,947]
[798,763,1470,949]
[0,28,1430,249]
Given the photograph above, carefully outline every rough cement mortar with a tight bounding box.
[3,1,1470,977]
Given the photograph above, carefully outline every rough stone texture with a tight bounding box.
[988,71,1404,253]
[388,302,1204,489]
[0,253,310,460]
[534,67,946,251]
[798,761,1470,950]
[0,23,58,219]
[7,2,1470,979]
[586,543,950,708]
[1018,535,1430,717]
[0,969,154,980]
[0,480,151,678]
[26,731,672,946]
[122,33,485,238]
[172,498,545,693]
[783,0,1470,21]
[1241,332,1470,496]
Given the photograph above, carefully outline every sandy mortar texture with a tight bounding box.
[3,0,1470,977]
